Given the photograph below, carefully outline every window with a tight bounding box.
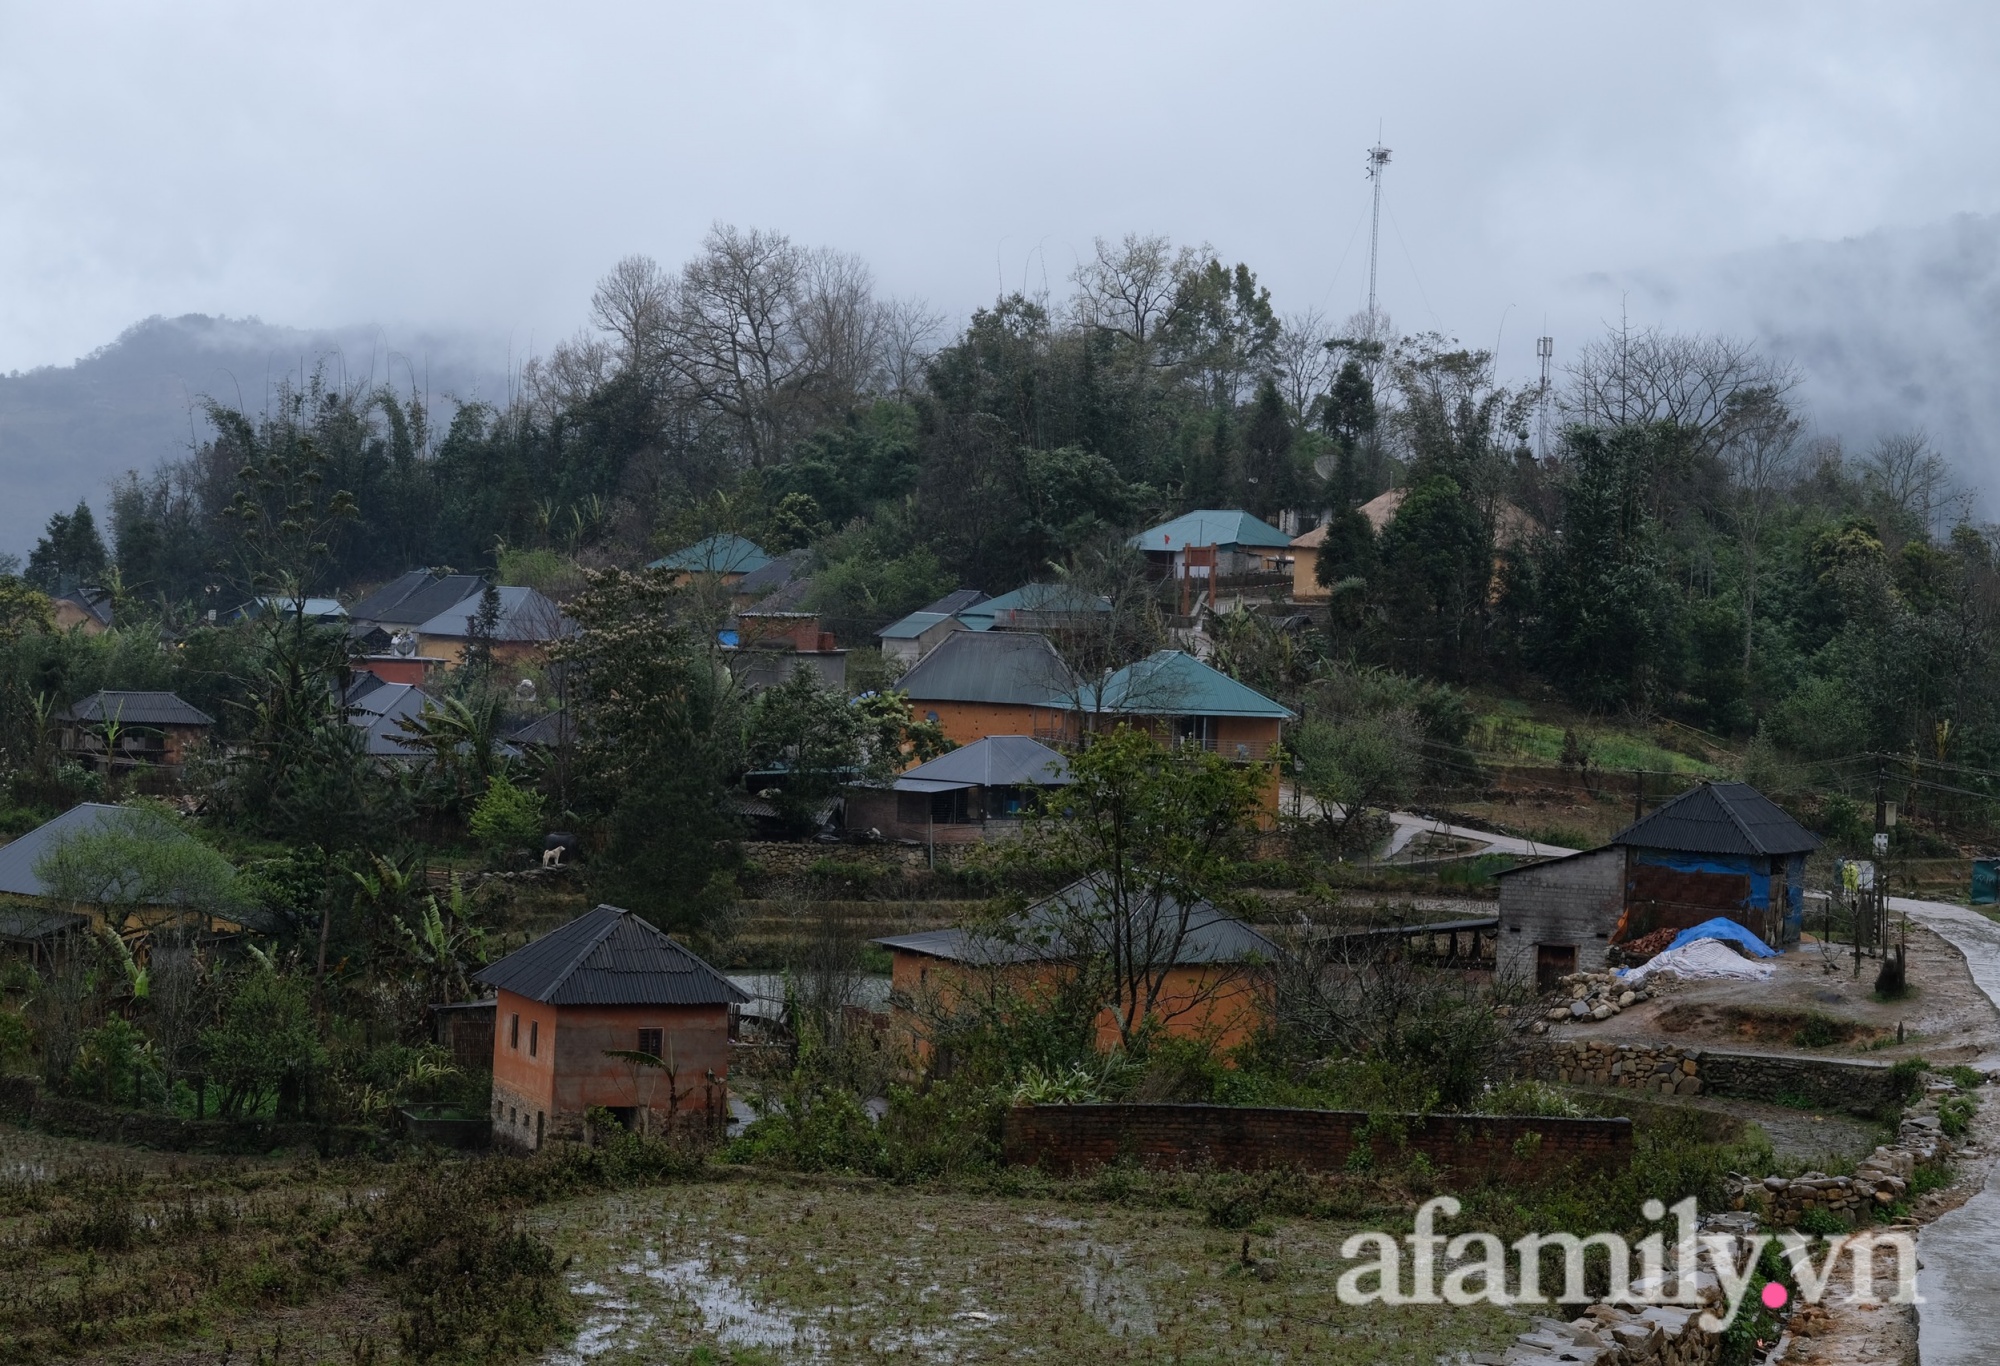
[637,1028,663,1059]
[529,1020,539,1058]
[509,1013,519,1049]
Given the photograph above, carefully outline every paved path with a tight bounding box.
[1277,785,1578,861]
[1892,897,2000,1364]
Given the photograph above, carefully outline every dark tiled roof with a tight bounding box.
[475,904,750,1006]
[1612,781,1822,858]
[897,630,1075,707]
[348,571,489,628]
[62,691,214,726]
[875,875,1277,968]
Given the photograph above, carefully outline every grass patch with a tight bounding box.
[1468,713,1723,777]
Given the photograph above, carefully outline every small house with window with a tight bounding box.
[844,735,1071,844]
[1084,650,1294,814]
[476,904,748,1150]
[57,691,215,775]
[1495,781,1820,990]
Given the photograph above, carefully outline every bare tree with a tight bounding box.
[1863,431,1957,538]
[1070,233,1203,353]
[1563,326,1799,454]
[658,224,884,465]
[876,296,945,399]
[1273,309,1338,422]
[1719,390,1802,672]
[589,254,674,371]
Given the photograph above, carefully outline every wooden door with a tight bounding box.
[1535,944,1577,994]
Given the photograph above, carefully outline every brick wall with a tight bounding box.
[1001,1103,1631,1182]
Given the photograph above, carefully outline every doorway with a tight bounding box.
[1535,944,1577,994]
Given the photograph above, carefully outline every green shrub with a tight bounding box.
[469,774,546,855]
[1478,1079,1584,1118]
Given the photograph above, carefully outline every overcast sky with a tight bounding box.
[3,1,1998,388]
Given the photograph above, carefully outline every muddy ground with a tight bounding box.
[1548,918,2000,1067]
[531,1178,1527,1365]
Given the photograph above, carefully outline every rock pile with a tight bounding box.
[1542,970,1656,1027]
[1474,1237,1764,1365]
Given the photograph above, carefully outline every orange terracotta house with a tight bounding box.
[476,904,748,1150]
[1084,650,1295,816]
[875,876,1279,1064]
[895,629,1079,748]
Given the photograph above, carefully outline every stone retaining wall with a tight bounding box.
[1725,1081,1960,1228]
[1513,1040,1911,1119]
[1002,1102,1632,1182]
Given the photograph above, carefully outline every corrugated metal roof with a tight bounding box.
[875,875,1277,967]
[414,586,574,642]
[1088,651,1295,720]
[63,691,214,726]
[734,549,810,594]
[1129,509,1292,552]
[0,803,217,900]
[956,583,1111,631]
[344,682,432,758]
[349,571,490,628]
[475,904,750,1006]
[509,711,576,748]
[877,610,952,640]
[897,630,1076,707]
[649,534,772,575]
[893,735,1071,791]
[1611,781,1822,857]
[922,588,989,616]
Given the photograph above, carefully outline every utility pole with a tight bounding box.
[1632,769,1644,824]
[1365,139,1392,323]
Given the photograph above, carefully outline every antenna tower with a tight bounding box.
[1535,335,1554,457]
[1365,140,1392,322]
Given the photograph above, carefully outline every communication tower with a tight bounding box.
[1365,141,1391,321]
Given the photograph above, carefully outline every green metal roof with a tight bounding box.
[1129,509,1292,553]
[648,534,772,575]
[1089,650,1295,720]
[877,610,954,640]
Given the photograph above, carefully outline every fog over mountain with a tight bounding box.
[0,315,512,555]
[1559,212,2000,510]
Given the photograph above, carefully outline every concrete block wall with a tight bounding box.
[1496,847,1626,982]
[1001,1103,1632,1182]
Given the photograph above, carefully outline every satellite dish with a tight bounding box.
[391,631,417,657]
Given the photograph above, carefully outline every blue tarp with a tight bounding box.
[1665,918,1778,959]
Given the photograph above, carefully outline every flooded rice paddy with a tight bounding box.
[534,1180,1525,1364]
